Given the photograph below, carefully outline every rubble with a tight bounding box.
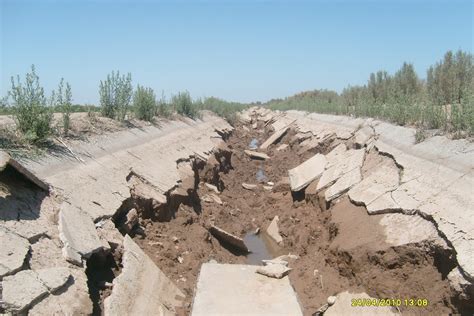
[242,183,258,190]
[58,203,110,266]
[260,126,290,150]
[0,226,30,278]
[204,183,220,194]
[209,225,249,253]
[266,216,284,246]
[104,235,185,315]
[244,149,270,160]
[288,154,327,191]
[256,263,291,279]
[122,208,139,233]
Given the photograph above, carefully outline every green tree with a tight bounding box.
[172,91,197,118]
[99,71,133,120]
[133,85,156,121]
[10,65,53,142]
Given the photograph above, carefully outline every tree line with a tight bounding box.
[268,50,473,135]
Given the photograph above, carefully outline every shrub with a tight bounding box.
[157,92,172,118]
[10,65,53,142]
[172,91,198,118]
[99,71,132,121]
[54,78,73,135]
[133,85,156,121]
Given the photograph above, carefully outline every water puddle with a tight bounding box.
[249,138,259,150]
[243,231,286,265]
[256,166,268,183]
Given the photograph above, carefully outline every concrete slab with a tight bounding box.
[0,226,30,278]
[58,203,109,266]
[244,150,270,160]
[1,270,48,313]
[104,235,185,316]
[325,167,362,202]
[266,216,284,246]
[210,225,249,252]
[191,263,303,316]
[260,126,290,150]
[288,153,327,191]
[324,291,398,316]
[28,268,93,316]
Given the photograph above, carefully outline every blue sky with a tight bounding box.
[1,0,472,104]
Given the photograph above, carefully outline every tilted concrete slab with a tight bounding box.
[288,153,327,191]
[325,167,362,202]
[209,225,249,253]
[104,235,185,316]
[0,226,30,278]
[324,291,398,316]
[191,263,303,316]
[260,126,290,150]
[317,148,365,191]
[58,203,109,265]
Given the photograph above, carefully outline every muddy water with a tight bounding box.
[243,231,286,265]
[248,138,259,149]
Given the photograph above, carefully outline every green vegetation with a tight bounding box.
[268,50,474,135]
[172,91,198,118]
[9,65,53,142]
[133,85,156,122]
[196,97,248,124]
[99,71,133,121]
[52,78,73,135]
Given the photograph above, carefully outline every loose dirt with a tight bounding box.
[121,122,460,315]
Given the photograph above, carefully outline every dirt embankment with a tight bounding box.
[107,120,465,315]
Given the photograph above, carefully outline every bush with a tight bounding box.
[197,97,248,125]
[133,85,156,121]
[10,65,53,142]
[172,91,198,118]
[99,71,132,121]
[157,92,172,118]
[53,78,73,135]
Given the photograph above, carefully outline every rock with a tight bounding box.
[204,183,220,194]
[267,181,274,186]
[324,291,398,316]
[0,226,30,278]
[242,125,250,132]
[324,168,362,202]
[260,126,290,150]
[242,183,258,190]
[288,154,327,191]
[28,268,93,316]
[1,270,49,313]
[327,296,337,306]
[210,193,223,205]
[36,267,71,292]
[266,216,283,246]
[191,263,303,316]
[256,263,291,279]
[96,219,123,249]
[58,203,110,266]
[104,235,185,315]
[252,122,258,129]
[244,150,270,160]
[202,194,223,205]
[209,225,249,253]
[276,144,289,151]
[262,259,289,267]
[274,254,299,262]
[123,208,139,233]
[263,185,273,191]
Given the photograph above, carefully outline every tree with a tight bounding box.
[172,91,197,118]
[133,85,156,121]
[99,71,133,120]
[10,65,53,142]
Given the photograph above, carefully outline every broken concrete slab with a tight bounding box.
[191,263,303,316]
[1,270,49,313]
[288,153,327,191]
[0,149,9,170]
[266,216,283,246]
[0,221,48,243]
[1,152,50,191]
[58,203,109,266]
[256,263,291,279]
[28,268,93,316]
[202,194,223,205]
[35,267,71,292]
[0,226,30,278]
[348,164,400,209]
[209,225,249,253]
[260,126,290,150]
[324,168,362,202]
[244,150,270,160]
[317,148,365,191]
[128,172,167,206]
[96,219,123,249]
[242,183,257,190]
[324,291,398,316]
[104,235,185,316]
[276,144,288,151]
[122,208,139,233]
[204,183,220,194]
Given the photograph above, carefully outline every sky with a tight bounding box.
[1,0,472,105]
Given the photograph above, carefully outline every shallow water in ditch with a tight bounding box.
[243,231,286,265]
[248,138,259,149]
